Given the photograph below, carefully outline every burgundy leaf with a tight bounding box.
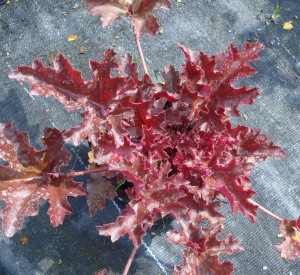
[8,54,87,110]
[9,49,139,147]
[228,125,286,161]
[179,42,264,129]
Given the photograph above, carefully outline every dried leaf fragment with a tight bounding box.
[48,54,54,65]
[20,236,28,245]
[67,35,79,41]
[283,21,293,30]
[291,227,300,242]
[79,47,87,54]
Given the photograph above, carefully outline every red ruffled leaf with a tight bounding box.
[228,125,286,161]
[179,42,264,129]
[97,163,188,246]
[275,217,300,260]
[0,122,85,237]
[9,49,140,147]
[8,54,87,111]
[46,174,85,227]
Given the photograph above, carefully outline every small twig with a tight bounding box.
[249,199,284,222]
[134,32,149,75]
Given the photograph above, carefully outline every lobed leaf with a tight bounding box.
[0,122,85,237]
[172,224,243,275]
[179,42,264,129]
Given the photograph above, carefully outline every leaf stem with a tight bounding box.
[134,33,149,75]
[122,245,139,275]
[249,199,284,222]
[68,167,108,177]
[122,225,148,274]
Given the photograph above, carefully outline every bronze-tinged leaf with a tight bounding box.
[173,224,243,275]
[131,0,171,37]
[86,0,171,37]
[0,122,85,237]
[86,0,129,28]
[275,217,300,260]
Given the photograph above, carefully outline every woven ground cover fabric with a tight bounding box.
[0,0,299,274]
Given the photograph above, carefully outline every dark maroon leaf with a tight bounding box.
[86,173,116,217]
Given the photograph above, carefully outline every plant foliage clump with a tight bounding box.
[0,0,299,274]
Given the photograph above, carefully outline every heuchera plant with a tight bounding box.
[1,1,299,274]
